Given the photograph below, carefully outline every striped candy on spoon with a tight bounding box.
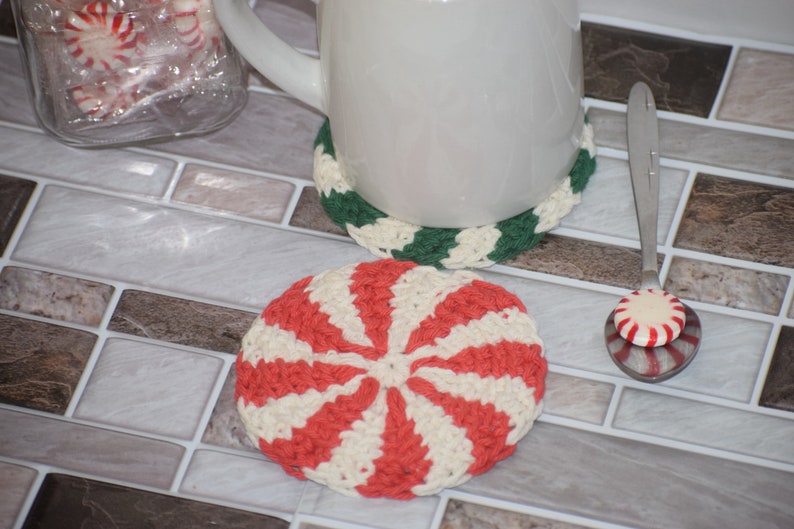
[604,82,701,383]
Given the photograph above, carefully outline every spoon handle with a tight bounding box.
[627,82,662,290]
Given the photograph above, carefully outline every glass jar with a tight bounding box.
[11,0,248,147]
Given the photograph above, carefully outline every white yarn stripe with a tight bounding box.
[402,391,475,496]
[347,217,423,257]
[304,390,389,495]
[411,369,541,445]
[237,374,367,444]
[386,267,480,355]
[240,317,316,365]
[533,177,579,233]
[305,263,373,349]
[313,147,352,195]
[407,307,542,363]
[439,225,501,269]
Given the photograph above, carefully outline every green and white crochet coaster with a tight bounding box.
[312,120,596,269]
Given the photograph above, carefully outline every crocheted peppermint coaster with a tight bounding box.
[236,259,546,499]
[313,120,596,269]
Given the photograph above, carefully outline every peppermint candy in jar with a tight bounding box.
[64,1,141,71]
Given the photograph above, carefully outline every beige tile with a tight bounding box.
[0,462,37,529]
[442,499,592,529]
[0,408,184,489]
[719,49,794,131]
[542,373,614,425]
[667,257,789,314]
[173,165,295,223]
[0,267,114,326]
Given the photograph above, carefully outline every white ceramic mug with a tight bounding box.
[215,0,584,228]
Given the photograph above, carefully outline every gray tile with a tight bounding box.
[73,339,224,439]
[459,422,794,529]
[542,373,614,425]
[0,408,184,489]
[0,42,37,126]
[150,91,325,180]
[613,389,794,464]
[180,450,305,517]
[0,128,176,197]
[12,186,371,309]
[589,108,794,180]
[443,499,591,529]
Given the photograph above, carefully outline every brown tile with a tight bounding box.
[0,1,15,39]
[0,267,114,326]
[582,23,732,117]
[666,257,789,314]
[0,174,36,256]
[288,185,348,236]
[201,368,257,452]
[0,314,96,414]
[172,165,295,223]
[675,174,794,267]
[442,499,591,529]
[22,474,289,529]
[760,326,794,413]
[502,234,654,290]
[108,290,256,354]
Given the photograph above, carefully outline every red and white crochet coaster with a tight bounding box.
[236,259,547,499]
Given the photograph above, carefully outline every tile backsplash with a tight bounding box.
[1,2,793,529]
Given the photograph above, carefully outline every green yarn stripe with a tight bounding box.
[312,119,596,269]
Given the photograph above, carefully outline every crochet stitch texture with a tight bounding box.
[236,259,547,499]
[313,119,597,269]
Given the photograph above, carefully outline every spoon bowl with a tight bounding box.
[606,304,701,382]
[605,82,702,383]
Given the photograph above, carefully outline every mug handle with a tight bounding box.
[213,0,325,112]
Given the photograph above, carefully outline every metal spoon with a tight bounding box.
[604,82,701,383]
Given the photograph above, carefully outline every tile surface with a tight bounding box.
[459,422,794,529]
[666,257,789,314]
[718,49,794,131]
[0,173,35,256]
[0,267,113,325]
[760,326,794,413]
[0,314,96,414]
[23,474,289,529]
[0,408,184,489]
[73,338,224,439]
[582,23,731,117]
[675,174,794,267]
[2,8,794,529]
[108,289,256,354]
[173,164,296,222]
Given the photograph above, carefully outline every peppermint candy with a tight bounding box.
[313,120,597,269]
[236,259,547,499]
[171,0,222,54]
[64,1,140,71]
[614,289,686,347]
[71,79,139,119]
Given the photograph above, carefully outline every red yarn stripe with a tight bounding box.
[259,377,380,479]
[349,260,417,355]
[406,377,514,476]
[235,358,367,406]
[411,342,546,402]
[263,276,380,360]
[355,387,431,499]
[405,281,525,353]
